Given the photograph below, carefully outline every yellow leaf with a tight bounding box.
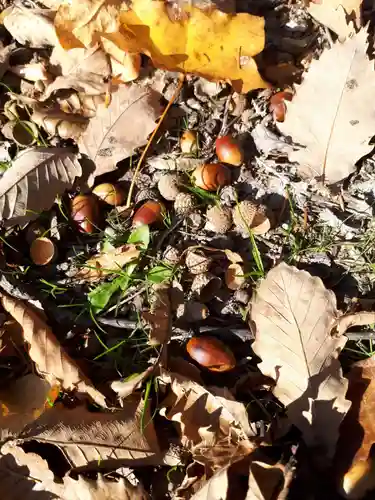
[55,0,267,92]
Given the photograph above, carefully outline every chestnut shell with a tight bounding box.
[186,336,236,372]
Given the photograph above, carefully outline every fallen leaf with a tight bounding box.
[158,370,255,470]
[111,366,155,402]
[335,355,375,499]
[308,0,362,40]
[278,29,375,184]
[32,108,89,140]
[76,244,140,281]
[143,285,171,345]
[79,84,162,180]
[0,294,107,408]
[147,155,205,172]
[251,262,350,457]
[4,6,58,48]
[0,147,82,227]
[0,42,15,80]
[54,0,267,92]
[62,475,148,500]
[19,396,169,468]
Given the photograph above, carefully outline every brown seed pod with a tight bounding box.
[180,130,198,154]
[174,192,196,215]
[132,200,165,227]
[215,135,243,166]
[158,174,181,201]
[225,263,245,290]
[269,89,293,123]
[71,194,100,234]
[192,163,231,191]
[30,237,56,265]
[186,336,236,372]
[233,201,271,236]
[185,249,211,275]
[191,272,222,303]
[205,205,232,233]
[92,183,124,206]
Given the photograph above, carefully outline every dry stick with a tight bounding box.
[125,74,185,208]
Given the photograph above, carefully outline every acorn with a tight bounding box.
[215,135,243,166]
[186,336,236,372]
[225,263,245,290]
[30,237,56,265]
[135,188,158,204]
[174,192,196,215]
[185,249,211,275]
[158,174,181,201]
[269,89,293,122]
[132,200,165,227]
[191,273,221,302]
[180,130,198,154]
[233,201,271,236]
[71,194,100,234]
[192,163,231,191]
[92,183,124,206]
[205,205,232,233]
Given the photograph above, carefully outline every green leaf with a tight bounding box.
[128,224,150,250]
[147,265,173,284]
[88,275,127,312]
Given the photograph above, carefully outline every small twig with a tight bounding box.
[125,74,185,208]
[218,91,234,136]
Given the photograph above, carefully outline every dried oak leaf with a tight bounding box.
[79,84,161,180]
[308,0,362,40]
[19,395,170,468]
[62,475,148,500]
[0,294,106,408]
[75,244,140,281]
[251,262,350,457]
[278,29,375,184]
[0,147,82,227]
[143,285,171,345]
[54,0,267,93]
[158,370,255,471]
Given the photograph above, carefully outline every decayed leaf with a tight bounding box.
[278,29,375,184]
[54,0,267,93]
[251,262,350,456]
[62,475,148,500]
[308,0,362,40]
[143,285,171,345]
[4,6,58,48]
[79,84,161,179]
[0,147,82,227]
[158,370,255,470]
[0,294,106,408]
[19,396,168,468]
[76,244,140,281]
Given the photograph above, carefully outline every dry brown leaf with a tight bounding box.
[158,370,255,471]
[0,294,106,408]
[4,6,58,48]
[62,475,148,500]
[19,396,169,468]
[308,0,362,40]
[278,29,375,184]
[111,366,154,402]
[76,244,140,281]
[0,147,82,227]
[79,84,161,180]
[251,262,350,457]
[0,42,16,80]
[54,0,267,93]
[32,108,88,140]
[142,285,171,345]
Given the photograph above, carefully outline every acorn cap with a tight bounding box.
[174,192,196,215]
[205,205,232,233]
[158,174,181,201]
[135,188,158,204]
[185,249,211,275]
[233,201,271,236]
[163,245,180,265]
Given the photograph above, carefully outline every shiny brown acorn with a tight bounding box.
[92,183,124,206]
[180,130,198,153]
[186,336,236,372]
[269,89,293,122]
[132,200,165,227]
[192,163,231,191]
[215,135,243,166]
[30,237,56,265]
[71,194,99,234]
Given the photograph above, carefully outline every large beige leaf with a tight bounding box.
[78,84,161,180]
[159,370,255,471]
[0,147,81,227]
[308,0,362,40]
[19,396,166,468]
[0,294,106,408]
[278,29,375,184]
[251,263,350,457]
[62,475,148,500]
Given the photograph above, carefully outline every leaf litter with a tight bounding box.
[1,0,375,497]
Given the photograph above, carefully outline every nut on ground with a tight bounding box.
[174,192,196,215]
[205,205,232,233]
[185,249,211,275]
[158,174,181,201]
